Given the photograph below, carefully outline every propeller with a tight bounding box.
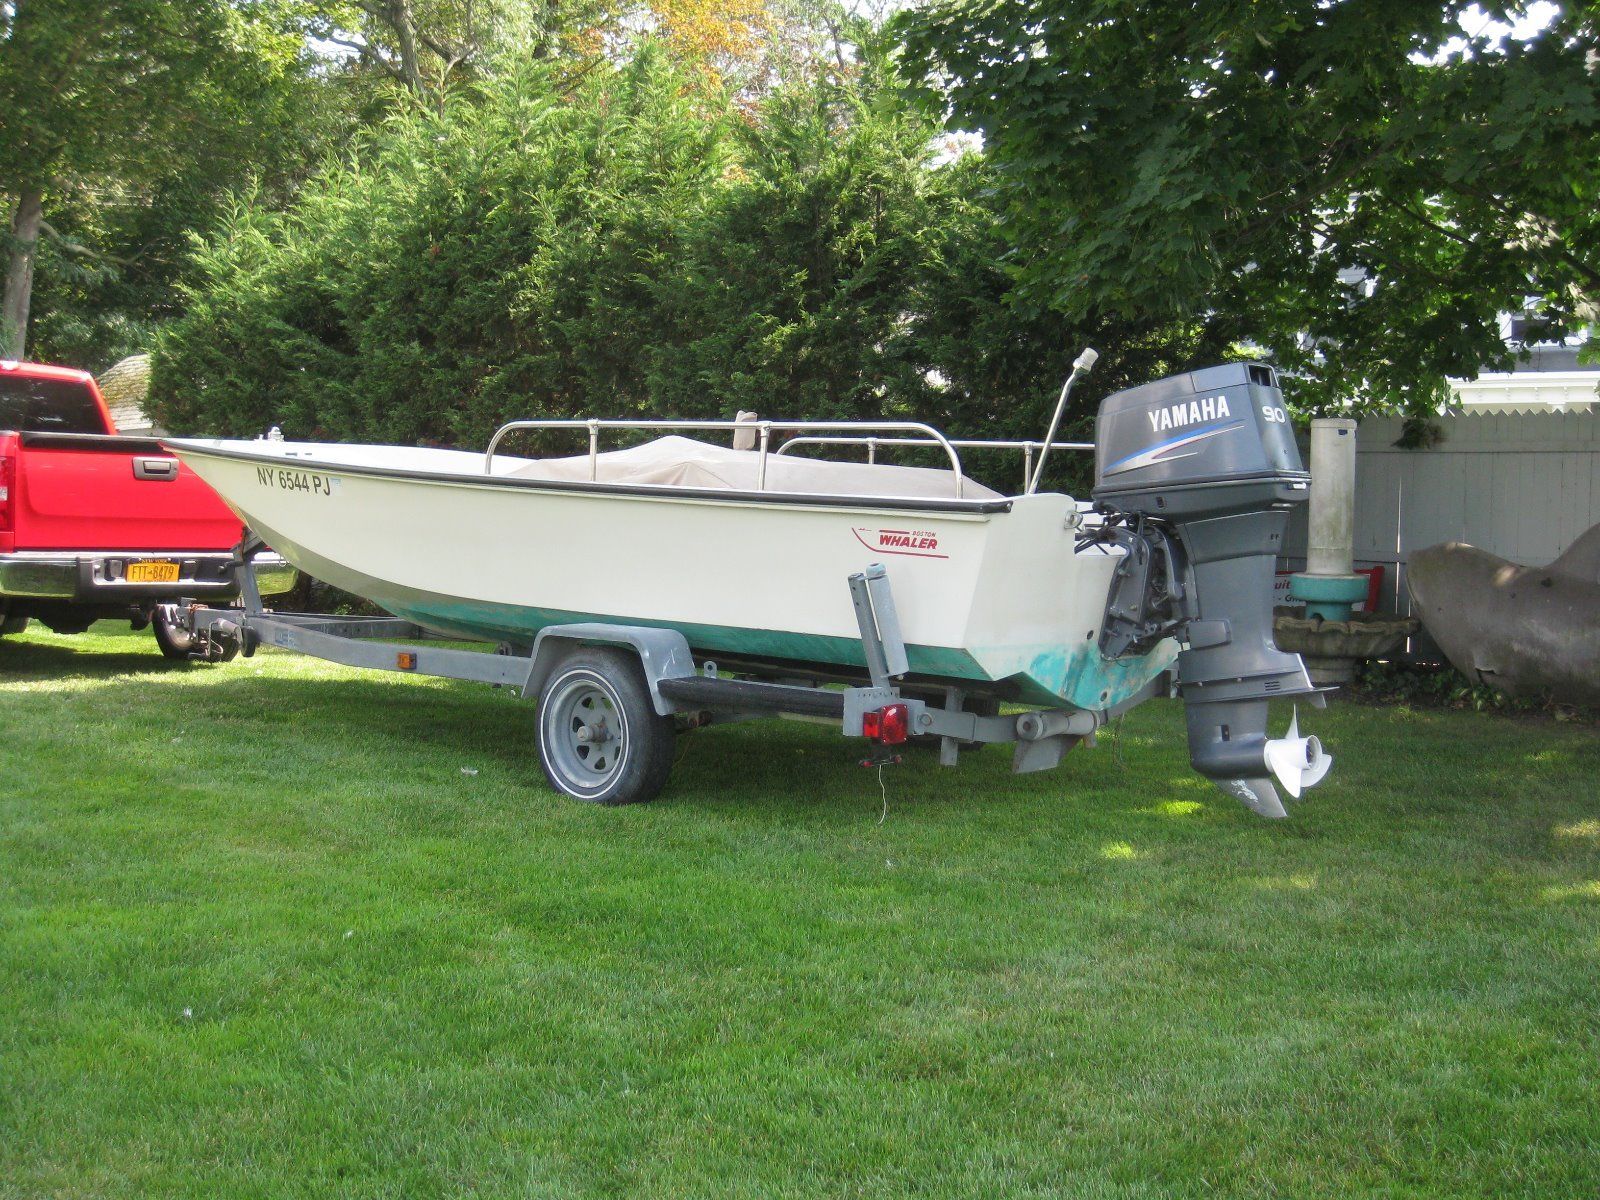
[1262,707,1333,799]
[1186,701,1331,819]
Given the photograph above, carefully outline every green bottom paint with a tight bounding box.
[384,596,1173,711]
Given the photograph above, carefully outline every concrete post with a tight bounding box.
[1280,416,1419,686]
[1306,418,1357,577]
[1288,417,1371,684]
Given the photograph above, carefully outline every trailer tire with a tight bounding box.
[536,646,675,805]
[0,613,28,636]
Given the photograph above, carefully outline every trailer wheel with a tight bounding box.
[536,646,674,805]
[153,610,239,662]
[0,613,28,637]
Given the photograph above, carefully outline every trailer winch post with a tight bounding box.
[230,531,269,616]
[847,563,908,688]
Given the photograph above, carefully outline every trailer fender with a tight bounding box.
[524,624,696,716]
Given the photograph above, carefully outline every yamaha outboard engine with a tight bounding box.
[1089,363,1331,818]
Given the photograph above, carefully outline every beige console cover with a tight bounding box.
[506,435,1004,501]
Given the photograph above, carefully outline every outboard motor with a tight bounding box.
[1089,363,1331,818]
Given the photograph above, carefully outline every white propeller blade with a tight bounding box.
[1263,707,1333,799]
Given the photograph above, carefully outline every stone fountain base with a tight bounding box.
[1272,610,1420,686]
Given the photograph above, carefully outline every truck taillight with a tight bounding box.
[0,445,13,531]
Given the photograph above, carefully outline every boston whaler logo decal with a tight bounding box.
[1104,393,1245,477]
[852,526,949,559]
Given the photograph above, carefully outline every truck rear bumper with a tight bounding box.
[0,550,296,601]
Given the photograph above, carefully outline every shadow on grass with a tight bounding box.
[0,648,1356,828]
[1,649,889,810]
[0,637,192,682]
[10,634,1597,834]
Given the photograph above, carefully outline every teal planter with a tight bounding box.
[1289,572,1368,621]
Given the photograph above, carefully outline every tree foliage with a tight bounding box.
[152,45,1202,490]
[896,0,1600,413]
[1,0,344,364]
[5,0,869,367]
[313,0,857,108]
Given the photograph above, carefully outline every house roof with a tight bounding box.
[96,353,163,435]
[1448,369,1599,415]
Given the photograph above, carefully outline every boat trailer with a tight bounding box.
[171,541,1151,805]
[166,357,1338,817]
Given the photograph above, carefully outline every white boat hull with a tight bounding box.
[166,439,1175,709]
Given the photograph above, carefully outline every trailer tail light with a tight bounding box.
[862,703,910,745]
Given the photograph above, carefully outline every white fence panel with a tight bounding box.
[1284,409,1600,618]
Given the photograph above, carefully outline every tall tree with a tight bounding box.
[311,0,857,105]
[0,0,310,359]
[311,0,500,98]
[896,0,1600,413]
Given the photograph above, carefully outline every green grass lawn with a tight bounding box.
[3,622,1598,1198]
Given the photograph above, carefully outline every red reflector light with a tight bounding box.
[862,702,910,745]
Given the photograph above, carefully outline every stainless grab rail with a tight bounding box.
[775,435,1094,494]
[484,418,972,499]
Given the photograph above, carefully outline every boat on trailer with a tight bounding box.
[165,356,1333,818]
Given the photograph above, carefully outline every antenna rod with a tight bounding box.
[1026,347,1099,495]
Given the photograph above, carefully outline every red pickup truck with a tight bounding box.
[0,360,293,656]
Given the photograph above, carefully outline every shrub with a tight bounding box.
[154,44,1207,494]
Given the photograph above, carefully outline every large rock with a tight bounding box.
[1407,522,1600,706]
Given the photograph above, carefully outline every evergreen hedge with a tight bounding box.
[154,46,1209,491]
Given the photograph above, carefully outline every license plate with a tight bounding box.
[126,561,181,584]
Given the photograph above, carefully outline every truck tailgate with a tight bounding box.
[12,432,244,552]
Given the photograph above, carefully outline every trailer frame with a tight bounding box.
[170,538,1142,803]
